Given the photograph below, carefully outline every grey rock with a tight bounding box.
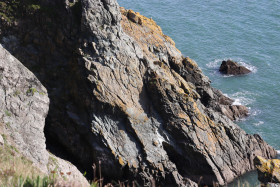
[0,0,276,186]
[0,44,49,172]
[48,153,90,186]
[77,1,276,186]
[0,45,89,186]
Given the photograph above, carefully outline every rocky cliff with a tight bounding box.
[0,44,89,186]
[0,0,276,186]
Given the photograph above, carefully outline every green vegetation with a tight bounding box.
[26,87,45,96]
[26,87,37,96]
[47,153,59,170]
[0,141,142,187]
[4,110,11,117]
[0,142,56,187]
[0,0,41,24]
[1,134,7,143]
[16,176,55,187]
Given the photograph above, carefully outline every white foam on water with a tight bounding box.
[238,61,257,73]
[232,98,243,105]
[277,151,280,159]
[253,121,264,126]
[206,58,222,69]
[230,91,256,106]
[249,109,262,116]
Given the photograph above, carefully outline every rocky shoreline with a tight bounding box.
[0,0,277,186]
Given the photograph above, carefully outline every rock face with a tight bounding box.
[254,156,280,184]
[0,0,276,186]
[0,45,89,185]
[219,60,251,75]
[0,44,49,171]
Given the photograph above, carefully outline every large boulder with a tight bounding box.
[0,44,50,171]
[219,60,251,75]
[254,156,280,184]
[0,45,89,185]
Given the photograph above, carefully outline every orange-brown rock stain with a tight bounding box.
[120,8,179,58]
[255,156,280,174]
[121,6,221,158]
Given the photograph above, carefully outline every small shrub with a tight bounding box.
[0,143,57,187]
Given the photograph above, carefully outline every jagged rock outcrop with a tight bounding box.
[0,0,276,186]
[209,89,249,121]
[254,156,280,184]
[219,60,251,75]
[0,45,89,185]
[77,2,275,185]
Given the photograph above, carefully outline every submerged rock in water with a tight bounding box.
[254,156,280,184]
[219,60,251,75]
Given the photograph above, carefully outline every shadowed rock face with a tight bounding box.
[0,45,90,186]
[0,0,276,186]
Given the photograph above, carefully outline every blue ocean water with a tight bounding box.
[118,0,280,186]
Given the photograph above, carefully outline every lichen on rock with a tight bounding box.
[254,156,280,184]
[78,2,276,186]
[0,0,277,186]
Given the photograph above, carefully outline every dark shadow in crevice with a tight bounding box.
[0,0,95,180]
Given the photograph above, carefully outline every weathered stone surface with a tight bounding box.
[48,154,90,186]
[254,156,280,184]
[211,89,249,121]
[0,0,276,186]
[0,45,89,185]
[0,44,49,171]
[127,10,142,25]
[220,105,249,121]
[77,2,275,185]
[219,60,251,75]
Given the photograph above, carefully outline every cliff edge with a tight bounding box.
[0,0,276,186]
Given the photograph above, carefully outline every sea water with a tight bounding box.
[118,0,280,186]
